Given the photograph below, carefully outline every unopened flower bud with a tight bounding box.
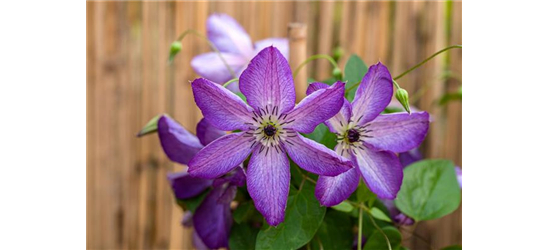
[333,47,344,62]
[332,67,342,80]
[168,41,182,63]
[395,88,411,114]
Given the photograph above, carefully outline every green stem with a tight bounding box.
[393,45,462,80]
[367,212,392,250]
[293,54,340,79]
[357,206,363,250]
[223,78,239,88]
[174,29,236,78]
[345,45,462,95]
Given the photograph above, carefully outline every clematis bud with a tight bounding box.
[168,41,182,63]
[332,67,342,80]
[333,46,344,62]
[395,88,411,114]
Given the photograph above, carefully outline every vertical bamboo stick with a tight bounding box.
[288,23,307,101]
[315,1,335,80]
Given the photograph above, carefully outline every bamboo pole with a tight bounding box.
[288,23,307,101]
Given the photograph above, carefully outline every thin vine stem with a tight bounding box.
[367,212,392,250]
[393,44,462,80]
[173,29,236,78]
[345,45,462,95]
[293,54,340,79]
[223,78,239,88]
[357,206,363,250]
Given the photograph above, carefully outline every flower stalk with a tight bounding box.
[169,29,236,78]
[293,54,341,80]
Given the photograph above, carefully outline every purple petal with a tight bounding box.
[363,112,430,153]
[217,185,238,204]
[284,81,346,133]
[315,145,360,206]
[352,146,403,199]
[191,52,248,85]
[193,186,232,249]
[394,213,415,225]
[192,78,254,131]
[284,134,353,176]
[455,166,462,189]
[351,62,394,125]
[196,118,226,146]
[188,132,253,179]
[399,147,423,167]
[192,231,209,250]
[207,13,253,57]
[246,145,290,226]
[239,46,296,114]
[167,172,212,200]
[306,82,352,134]
[254,38,289,59]
[157,115,203,165]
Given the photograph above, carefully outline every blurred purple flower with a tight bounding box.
[188,46,353,226]
[191,13,289,90]
[158,115,243,249]
[309,62,431,206]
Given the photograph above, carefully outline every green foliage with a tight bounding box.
[370,207,392,223]
[304,123,338,150]
[363,226,402,250]
[344,54,368,101]
[357,181,377,208]
[255,182,326,250]
[441,245,462,250]
[310,210,353,250]
[229,223,259,250]
[175,190,209,213]
[137,114,161,137]
[331,201,354,213]
[233,201,261,224]
[438,88,462,106]
[395,159,461,221]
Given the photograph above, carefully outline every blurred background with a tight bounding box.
[87,1,461,249]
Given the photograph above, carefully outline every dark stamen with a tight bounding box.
[263,124,277,137]
[346,129,361,143]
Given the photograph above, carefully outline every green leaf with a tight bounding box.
[137,114,161,137]
[369,207,392,223]
[311,210,353,250]
[363,226,402,250]
[438,86,465,106]
[303,123,338,149]
[343,54,368,101]
[331,201,354,213]
[175,190,209,213]
[395,159,461,221]
[441,245,462,250]
[229,223,259,250]
[233,201,257,224]
[255,182,326,250]
[357,181,376,207]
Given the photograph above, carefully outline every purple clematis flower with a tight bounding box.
[191,13,288,90]
[157,115,243,249]
[188,46,353,226]
[309,62,431,206]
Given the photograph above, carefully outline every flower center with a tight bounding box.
[336,123,375,156]
[243,105,298,155]
[346,129,360,143]
[263,124,277,137]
